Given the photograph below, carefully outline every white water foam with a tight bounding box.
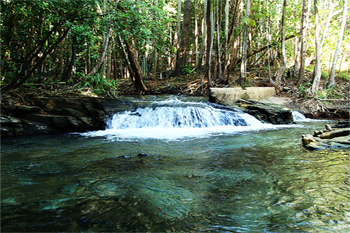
[80,101,297,140]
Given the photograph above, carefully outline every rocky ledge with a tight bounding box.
[302,122,350,150]
[1,97,136,137]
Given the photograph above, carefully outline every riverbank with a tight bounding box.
[1,72,349,137]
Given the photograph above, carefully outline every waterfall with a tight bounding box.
[107,106,261,129]
[292,111,309,122]
[80,98,290,139]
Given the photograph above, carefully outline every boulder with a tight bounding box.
[232,99,293,124]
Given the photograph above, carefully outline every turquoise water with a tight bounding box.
[1,108,349,232]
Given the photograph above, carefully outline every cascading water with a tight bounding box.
[81,98,289,139]
[292,110,309,121]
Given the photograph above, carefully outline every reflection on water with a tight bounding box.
[1,122,350,232]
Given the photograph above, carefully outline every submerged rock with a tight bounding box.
[302,123,350,150]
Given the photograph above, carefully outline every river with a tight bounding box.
[1,96,349,232]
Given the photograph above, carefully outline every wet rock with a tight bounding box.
[302,124,350,150]
[1,97,136,137]
[234,99,294,124]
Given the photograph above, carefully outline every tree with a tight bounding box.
[172,0,192,77]
[125,37,148,93]
[215,0,223,82]
[297,0,308,86]
[311,0,321,93]
[274,0,287,85]
[197,0,207,71]
[239,0,251,86]
[204,0,213,86]
[327,0,348,88]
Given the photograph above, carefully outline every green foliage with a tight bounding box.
[78,74,119,96]
[241,79,253,89]
[1,0,349,96]
[298,81,312,98]
[182,64,194,75]
[337,71,350,81]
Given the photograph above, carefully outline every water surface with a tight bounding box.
[1,99,349,232]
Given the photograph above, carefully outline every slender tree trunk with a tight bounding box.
[297,0,307,86]
[216,0,223,82]
[222,0,230,83]
[205,0,212,86]
[197,1,207,71]
[117,34,133,79]
[239,0,250,86]
[194,14,199,67]
[311,0,321,93]
[152,42,158,79]
[312,1,334,80]
[62,37,77,82]
[225,0,241,83]
[112,39,118,80]
[87,42,91,74]
[327,0,348,88]
[172,0,192,77]
[89,28,112,76]
[320,3,334,49]
[274,0,287,85]
[177,0,182,49]
[151,0,159,79]
[106,41,112,79]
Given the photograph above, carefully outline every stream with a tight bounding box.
[1,96,349,232]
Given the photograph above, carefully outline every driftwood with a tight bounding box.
[319,128,350,139]
[302,123,350,150]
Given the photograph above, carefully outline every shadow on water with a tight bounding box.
[1,100,350,232]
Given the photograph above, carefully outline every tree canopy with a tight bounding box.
[1,0,349,95]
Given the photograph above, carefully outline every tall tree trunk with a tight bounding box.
[204,0,212,86]
[320,3,334,49]
[87,42,91,74]
[125,38,147,93]
[265,1,272,84]
[106,41,112,79]
[117,34,133,79]
[177,0,182,49]
[297,0,307,86]
[311,0,321,93]
[197,1,207,71]
[312,1,334,80]
[172,0,192,77]
[239,0,250,86]
[194,14,199,67]
[112,39,118,80]
[89,28,112,76]
[274,0,287,85]
[216,0,223,82]
[62,37,77,82]
[222,0,230,83]
[327,0,348,88]
[225,0,241,83]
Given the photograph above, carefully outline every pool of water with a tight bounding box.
[1,118,349,232]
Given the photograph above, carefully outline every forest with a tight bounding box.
[1,0,349,98]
